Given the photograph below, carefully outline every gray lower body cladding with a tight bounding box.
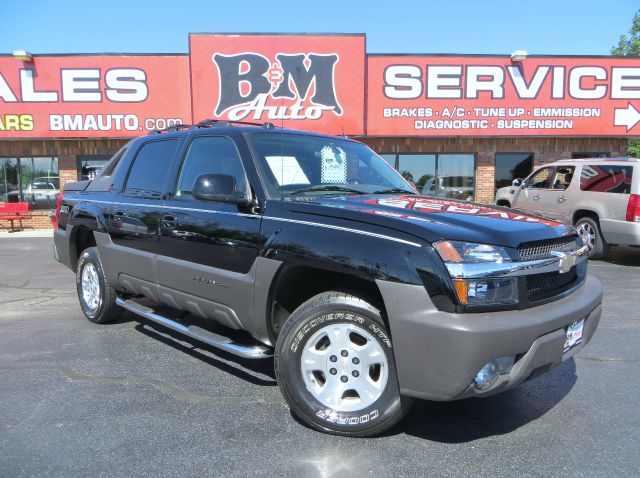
[90,231,281,345]
[377,275,603,401]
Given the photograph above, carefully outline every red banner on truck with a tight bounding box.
[366,55,640,136]
[189,34,366,135]
[0,55,191,138]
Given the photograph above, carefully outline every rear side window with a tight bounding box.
[580,164,633,194]
[175,136,247,197]
[551,166,575,190]
[125,139,179,197]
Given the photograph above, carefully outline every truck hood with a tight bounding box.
[284,194,574,248]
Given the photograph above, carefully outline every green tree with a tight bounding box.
[612,9,640,157]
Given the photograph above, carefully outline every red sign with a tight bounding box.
[367,55,640,136]
[189,34,365,135]
[0,55,191,138]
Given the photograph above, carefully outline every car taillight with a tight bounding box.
[626,194,640,222]
[55,191,65,222]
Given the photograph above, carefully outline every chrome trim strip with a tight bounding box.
[264,216,422,247]
[81,199,422,248]
[115,298,273,359]
[444,244,589,279]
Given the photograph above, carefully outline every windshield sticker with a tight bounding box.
[266,155,311,186]
[320,145,348,183]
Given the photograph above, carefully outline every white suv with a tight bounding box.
[495,158,640,259]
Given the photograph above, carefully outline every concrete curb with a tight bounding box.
[0,230,53,238]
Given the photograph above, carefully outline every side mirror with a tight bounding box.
[192,173,251,206]
[512,178,523,187]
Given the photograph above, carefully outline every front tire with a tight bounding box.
[576,216,609,260]
[76,247,123,324]
[275,292,412,437]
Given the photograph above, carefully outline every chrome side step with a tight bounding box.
[115,298,273,359]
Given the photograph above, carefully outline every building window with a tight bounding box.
[77,155,112,181]
[495,153,534,190]
[572,152,610,159]
[396,153,475,201]
[379,154,397,168]
[1,157,59,210]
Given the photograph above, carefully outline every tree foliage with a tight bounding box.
[612,9,640,157]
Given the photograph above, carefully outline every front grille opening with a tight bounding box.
[518,236,580,261]
[526,269,578,301]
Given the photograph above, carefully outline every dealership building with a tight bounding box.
[1,33,638,228]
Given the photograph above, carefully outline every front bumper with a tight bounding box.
[377,275,603,401]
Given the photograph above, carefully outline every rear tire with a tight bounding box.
[275,291,413,437]
[76,247,122,324]
[575,216,609,260]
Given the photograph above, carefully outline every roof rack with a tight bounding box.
[148,119,278,135]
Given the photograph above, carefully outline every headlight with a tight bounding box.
[433,240,511,263]
[433,241,517,306]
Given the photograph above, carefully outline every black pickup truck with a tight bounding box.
[53,120,603,437]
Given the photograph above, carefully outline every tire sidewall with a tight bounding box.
[76,248,108,323]
[576,217,606,259]
[276,299,403,435]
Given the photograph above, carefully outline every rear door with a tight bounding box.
[108,138,181,285]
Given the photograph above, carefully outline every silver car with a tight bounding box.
[495,158,640,259]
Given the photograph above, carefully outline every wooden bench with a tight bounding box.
[0,202,31,232]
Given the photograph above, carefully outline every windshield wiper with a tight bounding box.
[371,188,417,195]
[290,185,367,196]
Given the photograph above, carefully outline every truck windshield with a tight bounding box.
[246,132,415,197]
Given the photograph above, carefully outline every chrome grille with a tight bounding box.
[518,236,580,262]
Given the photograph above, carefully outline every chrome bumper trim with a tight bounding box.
[444,244,589,279]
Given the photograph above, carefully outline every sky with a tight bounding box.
[0,0,638,56]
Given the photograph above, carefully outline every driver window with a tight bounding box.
[526,167,554,189]
[176,136,247,198]
[551,166,575,190]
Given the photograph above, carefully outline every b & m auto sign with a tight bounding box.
[189,34,366,135]
[367,55,640,136]
[0,55,191,138]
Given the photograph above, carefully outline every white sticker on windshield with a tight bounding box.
[265,156,310,186]
[320,146,348,184]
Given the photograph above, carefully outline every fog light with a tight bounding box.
[474,362,498,390]
[474,355,517,390]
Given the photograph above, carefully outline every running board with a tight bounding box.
[115,298,273,359]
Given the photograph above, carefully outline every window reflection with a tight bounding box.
[1,157,59,209]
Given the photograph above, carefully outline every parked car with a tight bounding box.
[5,176,60,208]
[495,158,640,259]
[53,121,602,437]
[421,175,474,201]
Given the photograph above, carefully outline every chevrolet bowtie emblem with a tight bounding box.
[550,251,577,274]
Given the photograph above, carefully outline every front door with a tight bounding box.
[515,166,555,213]
[156,135,262,325]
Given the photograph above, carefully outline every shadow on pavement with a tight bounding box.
[133,321,278,386]
[600,245,640,267]
[398,358,577,442]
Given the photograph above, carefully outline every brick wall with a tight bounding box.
[360,137,628,203]
[0,139,128,230]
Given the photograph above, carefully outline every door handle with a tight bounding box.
[533,194,541,201]
[558,196,567,203]
[114,210,125,216]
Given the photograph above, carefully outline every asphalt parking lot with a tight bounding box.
[1,237,639,477]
